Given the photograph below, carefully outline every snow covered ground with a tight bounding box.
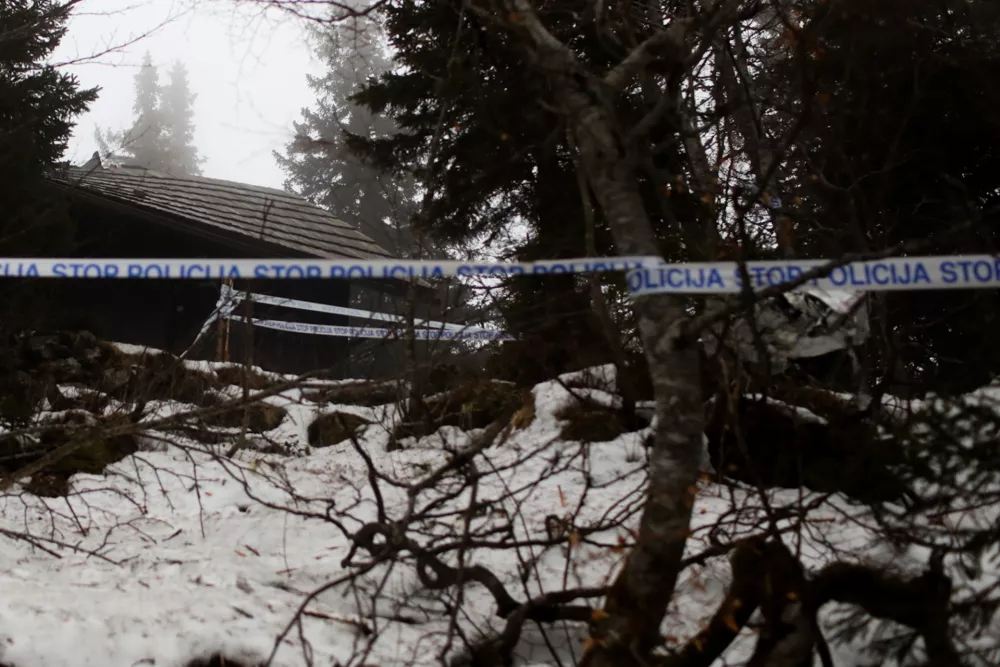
[0,351,996,666]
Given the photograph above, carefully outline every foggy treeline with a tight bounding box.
[95,51,202,175]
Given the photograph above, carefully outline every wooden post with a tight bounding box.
[222,318,231,362]
[242,286,254,370]
[216,278,233,362]
[215,310,225,362]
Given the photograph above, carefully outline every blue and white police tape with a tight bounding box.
[6,255,1000,296]
[626,255,1000,295]
[0,256,656,280]
[221,284,496,334]
[226,314,515,341]
[178,295,243,359]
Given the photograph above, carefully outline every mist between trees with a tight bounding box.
[2,1,1000,666]
[94,51,203,176]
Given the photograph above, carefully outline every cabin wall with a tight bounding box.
[345,280,488,380]
[41,197,357,376]
[224,277,353,376]
[345,280,421,379]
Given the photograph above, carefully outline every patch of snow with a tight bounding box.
[108,342,165,357]
[557,364,617,392]
[0,367,994,666]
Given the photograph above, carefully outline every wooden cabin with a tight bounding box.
[41,154,441,377]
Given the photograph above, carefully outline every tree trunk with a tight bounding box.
[546,63,706,667]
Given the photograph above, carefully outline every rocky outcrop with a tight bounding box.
[704,395,909,504]
[0,330,291,496]
[0,330,228,423]
[389,378,530,447]
[308,412,371,448]
[0,330,121,424]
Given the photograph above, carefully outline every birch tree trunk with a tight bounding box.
[498,3,723,663]
[570,99,706,666]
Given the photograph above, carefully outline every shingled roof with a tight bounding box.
[46,156,392,260]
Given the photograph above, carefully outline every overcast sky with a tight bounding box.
[55,0,325,189]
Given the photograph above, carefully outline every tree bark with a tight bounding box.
[571,99,705,665]
[496,3,710,663]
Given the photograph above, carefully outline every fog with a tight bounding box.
[54,0,323,188]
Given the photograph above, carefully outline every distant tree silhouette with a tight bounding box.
[96,54,201,175]
[275,21,417,256]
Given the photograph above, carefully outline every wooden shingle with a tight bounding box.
[47,163,393,260]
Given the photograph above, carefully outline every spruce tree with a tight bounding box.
[96,54,201,175]
[275,22,417,255]
[0,0,97,254]
[346,2,684,381]
[121,52,164,169]
[160,62,202,175]
[760,0,1000,392]
[0,0,97,329]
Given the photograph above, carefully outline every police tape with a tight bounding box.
[0,256,655,280]
[626,255,1000,295]
[178,294,243,359]
[5,255,1000,296]
[181,285,511,352]
[221,284,496,334]
[224,314,515,341]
